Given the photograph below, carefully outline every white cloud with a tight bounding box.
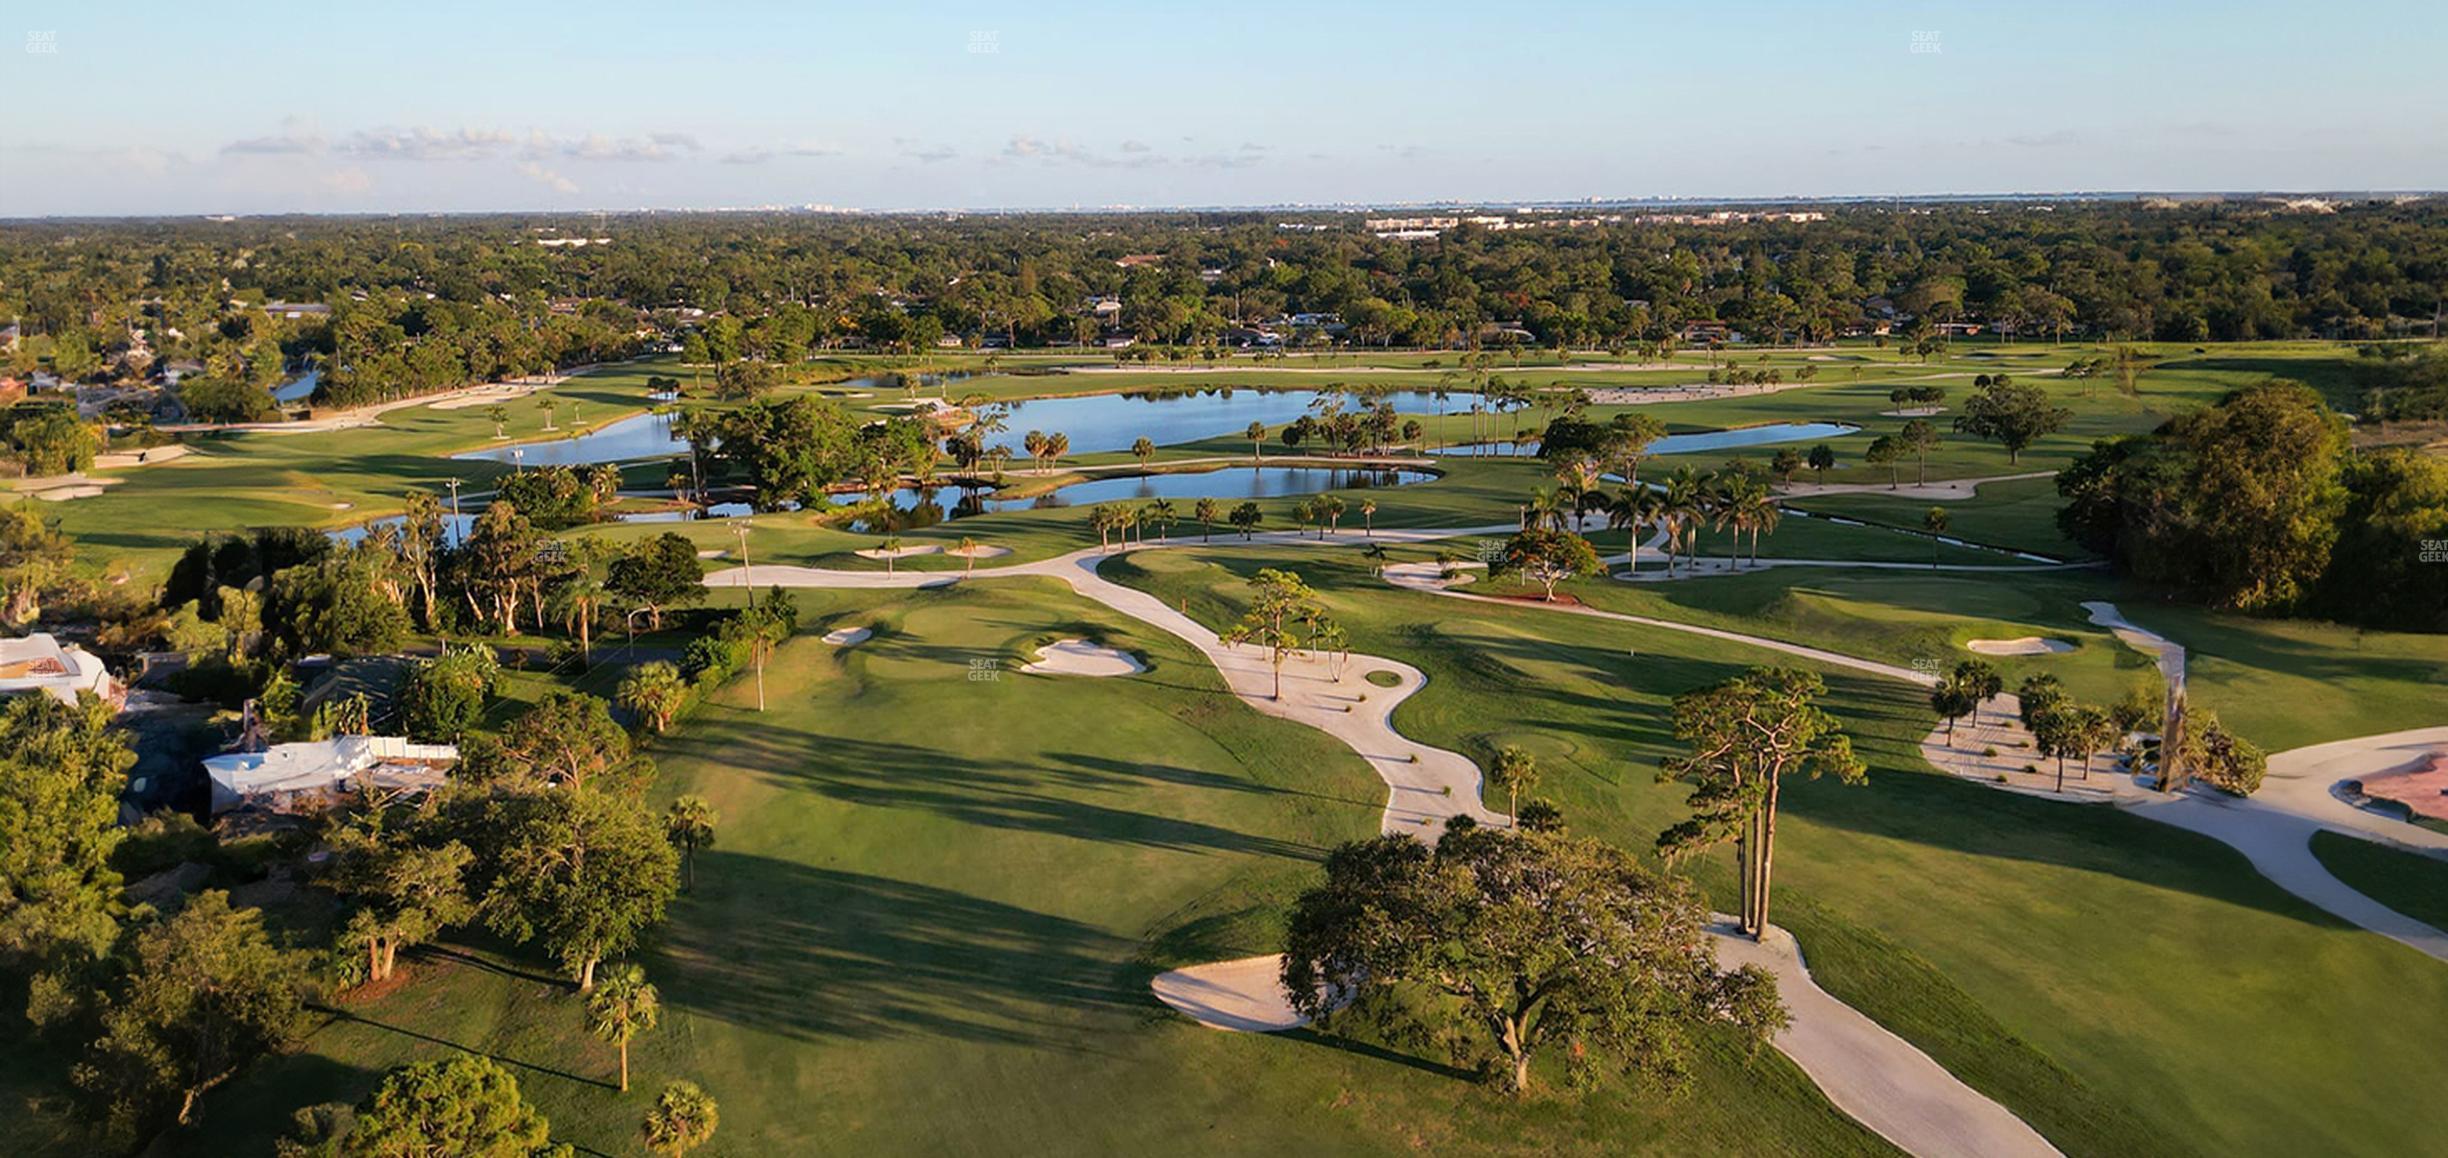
[337,126,518,161]
[721,142,845,165]
[516,161,579,194]
[223,132,324,156]
[996,135,1261,170]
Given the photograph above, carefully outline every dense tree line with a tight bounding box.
[7,202,2445,408]
[2059,381,2448,631]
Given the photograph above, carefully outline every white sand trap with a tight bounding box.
[945,543,1013,559]
[696,548,729,560]
[1880,406,1948,417]
[821,626,872,647]
[35,485,105,501]
[1967,637,2075,656]
[1022,639,1145,677]
[856,544,941,560]
[1151,956,1307,1032]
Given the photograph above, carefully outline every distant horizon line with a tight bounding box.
[6,188,2443,223]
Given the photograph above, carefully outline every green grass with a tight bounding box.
[1791,476,2095,560]
[34,340,2370,584]
[1102,544,2448,1157]
[164,579,1881,1157]
[2309,832,2448,933]
[2102,603,2448,752]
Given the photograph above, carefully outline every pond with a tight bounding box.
[988,388,1451,456]
[452,385,1466,466]
[1429,421,1861,458]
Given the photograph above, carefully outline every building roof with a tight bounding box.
[0,633,114,706]
[202,735,458,813]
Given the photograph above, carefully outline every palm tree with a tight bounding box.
[641,1081,720,1157]
[1526,487,1568,534]
[587,963,661,1091]
[1088,504,1117,551]
[1317,494,1346,535]
[878,536,903,573]
[486,405,510,438]
[587,463,623,505]
[1245,421,1266,462]
[1131,436,1156,470]
[665,796,717,890]
[1923,507,1950,568]
[618,662,686,734]
[1044,432,1070,474]
[552,572,609,663]
[1143,498,1176,542]
[1194,497,1221,541]
[1023,430,1047,474]
[1491,745,1540,820]
[1660,469,1707,576]
[536,395,558,431]
[1608,486,1662,577]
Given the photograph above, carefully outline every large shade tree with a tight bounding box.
[1282,828,1784,1095]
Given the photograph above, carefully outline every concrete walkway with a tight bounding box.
[1776,471,2057,502]
[1711,923,2061,1158]
[716,528,2058,1155]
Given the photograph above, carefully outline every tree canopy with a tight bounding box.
[1282,828,1784,1095]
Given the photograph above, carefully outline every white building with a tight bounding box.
[0,633,116,707]
[202,735,458,814]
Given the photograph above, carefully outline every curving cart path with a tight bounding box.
[712,529,2062,1157]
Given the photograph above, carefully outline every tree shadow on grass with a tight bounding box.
[654,852,1148,1047]
[690,729,1336,861]
[1277,1026,1480,1083]
[307,1003,617,1092]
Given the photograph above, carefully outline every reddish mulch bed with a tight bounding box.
[2361,750,2448,822]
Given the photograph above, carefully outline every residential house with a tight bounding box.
[0,633,118,707]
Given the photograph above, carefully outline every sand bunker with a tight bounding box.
[1021,639,1145,677]
[34,485,105,501]
[695,549,729,560]
[945,543,1012,559]
[426,377,565,409]
[1967,637,2075,656]
[1880,406,1948,417]
[821,626,873,647]
[856,544,941,560]
[1151,956,1307,1032]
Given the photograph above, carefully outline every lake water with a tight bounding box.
[1430,421,1860,458]
[990,388,1451,456]
[453,387,1465,466]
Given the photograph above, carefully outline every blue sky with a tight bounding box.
[3,0,2444,215]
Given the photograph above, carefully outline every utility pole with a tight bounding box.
[731,521,763,712]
